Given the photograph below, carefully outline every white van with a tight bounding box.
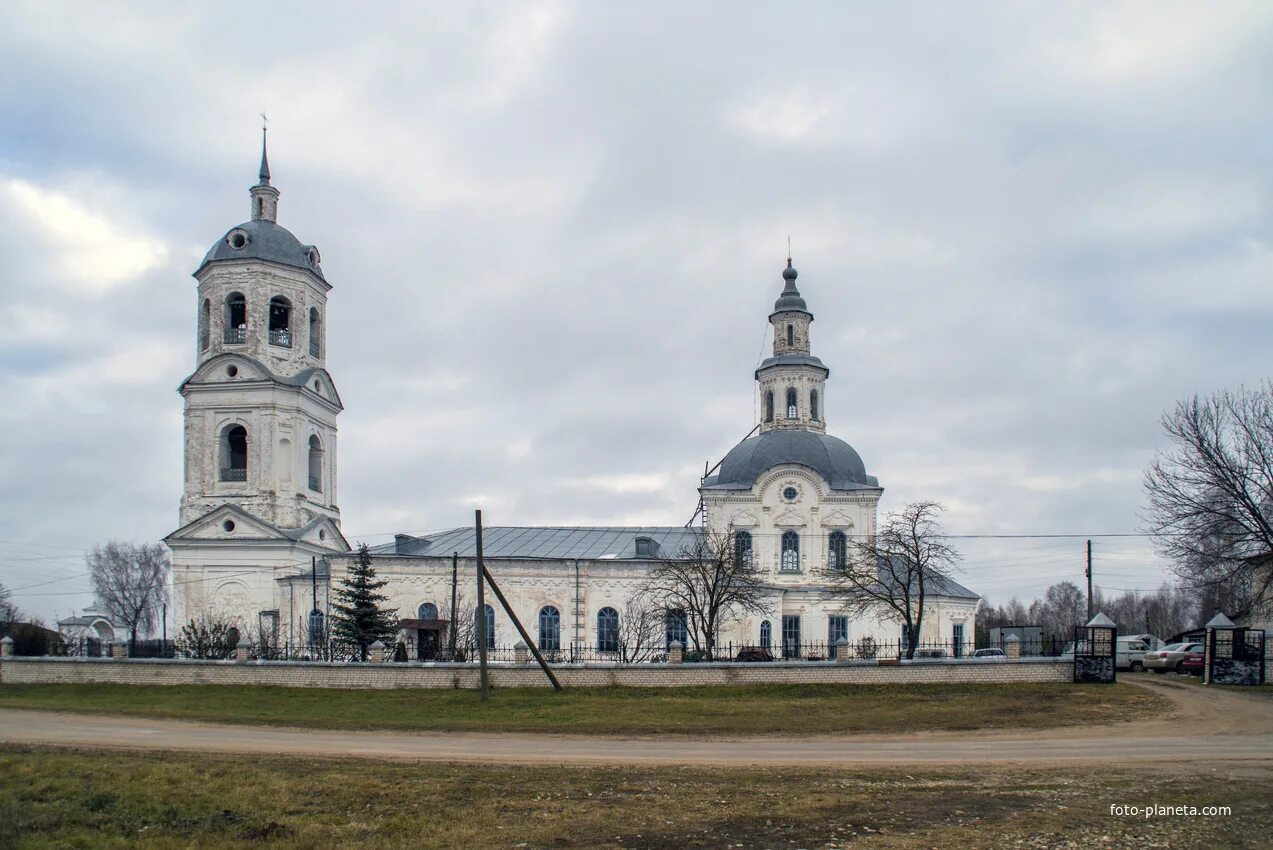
[1116,637,1151,671]
[1122,633,1163,652]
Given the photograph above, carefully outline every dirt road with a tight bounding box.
[1,677,1269,767]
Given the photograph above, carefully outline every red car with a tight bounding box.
[1181,650,1205,676]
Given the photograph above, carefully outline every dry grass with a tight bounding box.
[0,681,1164,736]
[0,745,1268,848]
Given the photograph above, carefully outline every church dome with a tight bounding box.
[703,429,879,491]
[197,219,325,280]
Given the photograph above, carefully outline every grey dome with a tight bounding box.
[703,429,880,491]
[772,260,808,313]
[198,219,324,280]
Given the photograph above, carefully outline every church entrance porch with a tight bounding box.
[399,619,449,661]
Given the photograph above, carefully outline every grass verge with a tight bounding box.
[0,745,1268,849]
[0,681,1164,735]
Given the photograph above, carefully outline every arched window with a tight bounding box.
[479,604,495,648]
[810,389,819,420]
[597,607,619,652]
[225,293,247,344]
[828,531,847,570]
[635,536,657,558]
[764,391,774,422]
[734,530,753,567]
[199,299,210,351]
[268,297,292,347]
[538,605,560,651]
[759,620,772,649]
[780,530,799,572]
[786,387,798,419]
[308,435,322,492]
[417,602,438,620]
[786,324,794,346]
[665,609,688,650]
[308,307,321,357]
[220,425,247,481]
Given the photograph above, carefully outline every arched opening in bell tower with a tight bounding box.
[764,391,774,422]
[268,297,292,348]
[786,324,794,346]
[810,389,819,421]
[786,387,798,419]
[225,293,247,344]
[220,425,248,481]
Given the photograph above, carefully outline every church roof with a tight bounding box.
[755,353,829,377]
[373,526,702,561]
[196,219,325,281]
[702,429,880,491]
[772,259,809,314]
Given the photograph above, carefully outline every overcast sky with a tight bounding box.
[2,2,1271,626]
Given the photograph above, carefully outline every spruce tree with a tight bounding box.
[330,544,399,661]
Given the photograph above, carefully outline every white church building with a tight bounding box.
[166,141,978,659]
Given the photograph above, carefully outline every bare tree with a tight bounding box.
[644,527,771,659]
[87,541,170,645]
[0,582,19,626]
[821,501,960,660]
[1144,385,1273,621]
[615,592,665,663]
[1028,581,1087,644]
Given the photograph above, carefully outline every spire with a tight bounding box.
[257,123,271,186]
[249,117,280,223]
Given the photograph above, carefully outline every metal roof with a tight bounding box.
[371,526,703,561]
[197,219,325,280]
[702,429,880,491]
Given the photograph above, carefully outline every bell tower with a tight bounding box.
[756,256,829,434]
[179,130,342,531]
[168,131,348,634]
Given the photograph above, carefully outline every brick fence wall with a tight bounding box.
[0,656,1071,689]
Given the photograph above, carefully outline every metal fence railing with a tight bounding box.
[46,636,1072,663]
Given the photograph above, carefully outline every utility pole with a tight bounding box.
[449,552,458,659]
[1085,539,1093,621]
[475,510,489,700]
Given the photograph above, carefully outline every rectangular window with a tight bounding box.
[828,616,848,646]
[952,623,964,658]
[782,614,801,659]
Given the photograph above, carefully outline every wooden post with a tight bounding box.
[449,551,458,659]
[475,510,489,700]
[481,562,563,691]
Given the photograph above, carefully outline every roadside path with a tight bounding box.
[1,677,1269,767]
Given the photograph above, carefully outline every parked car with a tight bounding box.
[1116,638,1151,672]
[735,647,774,662]
[1181,650,1205,676]
[1142,642,1203,674]
[971,648,1006,659]
[913,648,946,659]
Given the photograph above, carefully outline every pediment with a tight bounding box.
[729,511,760,529]
[167,504,288,542]
[183,353,271,387]
[821,509,856,528]
[288,515,351,552]
[773,509,807,528]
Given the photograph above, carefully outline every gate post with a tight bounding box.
[1004,633,1021,659]
[1073,613,1116,683]
[1205,613,1265,686]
